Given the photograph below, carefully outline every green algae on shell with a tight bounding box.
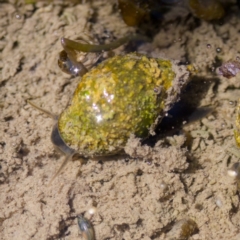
[58,53,190,157]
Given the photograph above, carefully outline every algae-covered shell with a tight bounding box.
[58,53,189,157]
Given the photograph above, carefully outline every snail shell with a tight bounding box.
[77,215,95,240]
[58,53,189,157]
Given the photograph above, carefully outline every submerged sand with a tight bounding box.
[1,1,240,239]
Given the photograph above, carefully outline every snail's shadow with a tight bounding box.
[143,76,220,146]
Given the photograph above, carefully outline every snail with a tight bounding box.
[77,215,95,240]
[29,35,190,184]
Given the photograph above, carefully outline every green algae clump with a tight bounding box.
[58,53,188,157]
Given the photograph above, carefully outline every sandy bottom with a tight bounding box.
[1,1,240,239]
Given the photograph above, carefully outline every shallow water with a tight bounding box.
[1,1,240,239]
